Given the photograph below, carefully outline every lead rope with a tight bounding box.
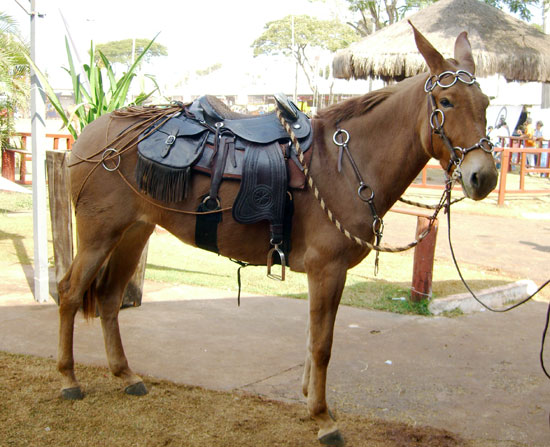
[444,185,550,381]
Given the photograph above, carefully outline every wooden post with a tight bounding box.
[1,148,15,181]
[498,150,510,206]
[410,216,439,302]
[519,152,526,191]
[46,150,73,304]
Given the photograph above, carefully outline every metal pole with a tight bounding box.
[30,0,49,302]
[542,1,550,108]
[292,15,298,103]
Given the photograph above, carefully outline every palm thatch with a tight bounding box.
[333,0,550,83]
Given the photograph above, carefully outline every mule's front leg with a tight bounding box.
[305,258,347,446]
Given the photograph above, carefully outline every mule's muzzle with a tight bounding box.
[459,153,498,200]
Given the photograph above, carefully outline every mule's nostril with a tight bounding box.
[470,172,480,188]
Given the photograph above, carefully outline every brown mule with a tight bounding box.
[57,24,497,446]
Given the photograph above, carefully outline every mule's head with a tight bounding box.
[411,22,498,200]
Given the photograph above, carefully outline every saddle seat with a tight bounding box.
[187,95,312,145]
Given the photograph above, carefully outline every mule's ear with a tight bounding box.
[454,31,475,74]
[409,20,445,75]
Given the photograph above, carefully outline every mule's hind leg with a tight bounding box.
[95,221,155,395]
[57,234,121,399]
[304,254,348,446]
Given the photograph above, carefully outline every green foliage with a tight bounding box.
[252,15,358,96]
[343,0,542,36]
[27,36,161,140]
[0,12,30,143]
[483,0,540,21]
[252,15,358,58]
[94,38,168,69]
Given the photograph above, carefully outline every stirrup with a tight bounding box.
[267,244,286,281]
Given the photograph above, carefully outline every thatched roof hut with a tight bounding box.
[333,0,550,83]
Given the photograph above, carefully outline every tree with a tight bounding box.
[0,12,29,142]
[252,15,359,104]
[94,38,167,69]
[342,0,542,36]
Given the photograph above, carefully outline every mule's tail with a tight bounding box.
[82,277,98,320]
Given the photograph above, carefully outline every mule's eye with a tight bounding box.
[440,98,453,108]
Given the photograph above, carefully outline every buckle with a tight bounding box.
[165,134,176,146]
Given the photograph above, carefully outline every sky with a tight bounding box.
[3,0,547,101]
[4,0,349,91]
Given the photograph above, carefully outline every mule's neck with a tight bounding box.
[316,74,432,220]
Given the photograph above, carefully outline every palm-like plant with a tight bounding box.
[29,36,161,140]
[0,12,30,143]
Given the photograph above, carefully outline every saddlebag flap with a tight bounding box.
[136,114,209,202]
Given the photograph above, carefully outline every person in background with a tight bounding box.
[524,118,536,172]
[491,119,510,169]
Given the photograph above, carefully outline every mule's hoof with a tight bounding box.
[61,387,84,400]
[125,381,148,396]
[319,430,345,446]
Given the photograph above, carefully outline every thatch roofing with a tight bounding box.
[333,0,550,83]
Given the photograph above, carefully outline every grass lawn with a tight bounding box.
[145,226,515,315]
[1,187,523,315]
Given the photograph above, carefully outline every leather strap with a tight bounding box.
[207,132,234,207]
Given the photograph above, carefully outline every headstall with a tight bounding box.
[424,69,494,177]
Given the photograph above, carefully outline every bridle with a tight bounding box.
[424,69,494,177]
[325,69,494,257]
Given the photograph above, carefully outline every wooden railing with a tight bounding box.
[411,136,550,205]
[1,132,74,184]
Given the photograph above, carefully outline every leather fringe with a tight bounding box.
[135,153,191,202]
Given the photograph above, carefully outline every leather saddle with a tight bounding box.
[136,94,313,275]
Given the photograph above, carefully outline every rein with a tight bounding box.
[443,185,550,381]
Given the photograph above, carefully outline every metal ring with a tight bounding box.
[424,76,436,93]
[456,69,476,85]
[451,147,466,167]
[436,71,458,89]
[202,195,221,210]
[430,109,445,130]
[101,148,121,172]
[358,183,374,202]
[332,129,350,146]
[372,217,384,235]
[478,137,494,153]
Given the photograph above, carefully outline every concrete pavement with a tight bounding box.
[1,262,550,447]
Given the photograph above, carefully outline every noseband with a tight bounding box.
[425,69,493,177]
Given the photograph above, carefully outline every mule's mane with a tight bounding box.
[315,83,403,124]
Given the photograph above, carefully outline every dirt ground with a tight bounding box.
[0,351,494,447]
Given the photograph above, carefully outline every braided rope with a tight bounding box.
[276,109,443,253]
[398,195,464,209]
